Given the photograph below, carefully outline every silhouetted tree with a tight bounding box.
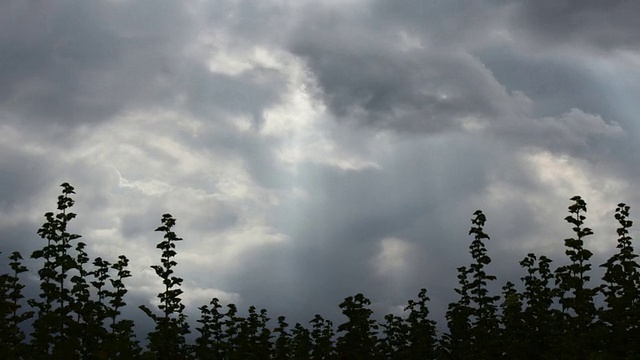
[194,297,227,358]
[336,293,380,359]
[444,210,500,359]
[554,196,600,357]
[310,314,336,360]
[4,184,640,359]
[140,214,190,360]
[518,253,562,357]
[0,251,32,359]
[599,203,640,358]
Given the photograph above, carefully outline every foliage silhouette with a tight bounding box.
[2,183,640,359]
[599,203,640,358]
[0,251,32,358]
[139,213,190,359]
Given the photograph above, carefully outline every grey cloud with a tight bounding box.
[474,46,632,160]
[491,108,624,159]
[476,47,614,118]
[370,0,507,48]
[292,39,518,133]
[180,65,286,130]
[195,0,299,45]
[502,0,640,50]
[0,1,195,128]
[0,222,42,268]
[287,2,535,135]
[0,147,53,210]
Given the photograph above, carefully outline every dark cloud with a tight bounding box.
[292,39,514,133]
[502,0,640,50]
[476,47,614,118]
[0,147,52,210]
[370,0,506,47]
[0,0,194,128]
[288,2,530,135]
[472,43,640,199]
[0,221,42,267]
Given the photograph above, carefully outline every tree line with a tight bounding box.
[1,183,639,359]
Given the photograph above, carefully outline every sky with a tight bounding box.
[2,0,640,333]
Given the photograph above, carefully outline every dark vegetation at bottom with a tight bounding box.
[1,183,640,359]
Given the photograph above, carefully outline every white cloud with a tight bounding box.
[372,237,412,277]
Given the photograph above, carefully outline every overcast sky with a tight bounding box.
[2,0,640,331]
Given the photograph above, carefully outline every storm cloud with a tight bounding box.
[1,0,639,329]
